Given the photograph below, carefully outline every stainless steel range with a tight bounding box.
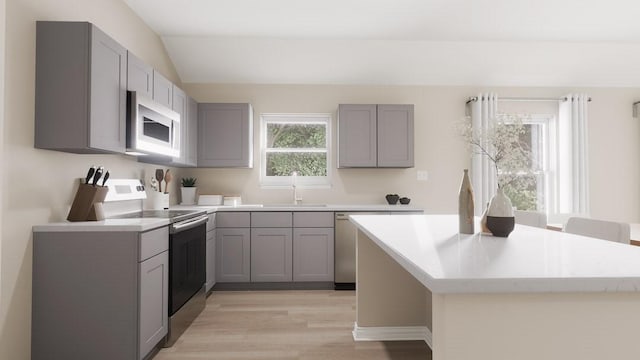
[107,181,208,347]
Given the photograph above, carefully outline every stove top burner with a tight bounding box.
[110,210,207,223]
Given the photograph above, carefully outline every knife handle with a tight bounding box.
[92,167,103,187]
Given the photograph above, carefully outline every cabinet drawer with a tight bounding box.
[139,227,169,261]
[217,212,250,227]
[294,212,334,228]
[206,213,216,232]
[251,212,292,228]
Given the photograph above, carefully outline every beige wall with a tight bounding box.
[182,84,640,223]
[0,0,180,359]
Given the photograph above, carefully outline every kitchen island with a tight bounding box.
[350,214,640,360]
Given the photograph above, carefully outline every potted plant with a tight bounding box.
[180,177,197,205]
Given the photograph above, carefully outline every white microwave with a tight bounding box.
[126,91,180,157]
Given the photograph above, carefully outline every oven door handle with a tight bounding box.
[171,215,209,233]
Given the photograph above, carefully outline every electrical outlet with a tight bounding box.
[417,170,429,181]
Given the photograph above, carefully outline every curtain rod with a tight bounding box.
[465,96,592,104]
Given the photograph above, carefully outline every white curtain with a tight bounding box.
[470,93,498,216]
[557,93,590,215]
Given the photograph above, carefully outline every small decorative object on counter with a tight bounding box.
[480,202,490,233]
[458,169,475,234]
[67,165,109,221]
[163,169,172,194]
[486,187,515,237]
[385,194,399,205]
[180,177,197,205]
[155,169,164,193]
[399,197,411,205]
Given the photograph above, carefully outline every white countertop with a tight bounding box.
[33,204,423,232]
[33,218,171,232]
[350,214,640,294]
[171,204,423,213]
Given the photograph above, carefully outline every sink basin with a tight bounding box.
[263,204,327,208]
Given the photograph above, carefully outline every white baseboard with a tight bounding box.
[352,322,433,349]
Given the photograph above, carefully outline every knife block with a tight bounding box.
[67,184,109,222]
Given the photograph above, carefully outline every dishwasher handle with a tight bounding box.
[335,213,350,220]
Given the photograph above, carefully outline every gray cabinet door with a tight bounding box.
[35,22,126,154]
[216,228,251,282]
[206,230,216,292]
[198,103,253,168]
[251,228,293,282]
[126,51,153,99]
[89,25,127,153]
[377,105,414,167]
[293,228,334,282]
[171,85,188,165]
[186,97,199,166]
[152,70,172,108]
[338,104,377,168]
[139,251,168,359]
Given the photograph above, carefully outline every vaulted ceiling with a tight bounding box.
[123,0,640,86]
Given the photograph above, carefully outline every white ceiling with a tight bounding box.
[123,0,640,87]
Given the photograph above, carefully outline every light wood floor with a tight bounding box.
[155,290,431,360]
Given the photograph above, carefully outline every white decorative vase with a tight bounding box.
[180,187,197,205]
[486,188,515,237]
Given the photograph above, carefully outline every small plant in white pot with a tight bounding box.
[180,177,197,205]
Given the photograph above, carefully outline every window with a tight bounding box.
[500,114,556,214]
[260,114,331,187]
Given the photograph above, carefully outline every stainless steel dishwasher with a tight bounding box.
[335,212,380,290]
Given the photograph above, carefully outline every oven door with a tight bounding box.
[169,219,206,315]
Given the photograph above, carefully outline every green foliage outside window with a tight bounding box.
[266,123,327,177]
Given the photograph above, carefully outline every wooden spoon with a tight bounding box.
[164,169,172,194]
[155,169,164,193]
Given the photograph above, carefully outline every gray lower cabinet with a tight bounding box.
[292,212,334,282]
[126,51,153,98]
[216,212,251,283]
[293,228,334,282]
[338,104,414,168]
[198,103,254,168]
[216,228,251,282]
[205,213,216,292]
[32,226,169,360]
[251,228,293,282]
[35,21,127,154]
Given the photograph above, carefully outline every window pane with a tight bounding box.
[503,174,545,211]
[267,123,326,149]
[519,123,544,170]
[266,152,327,176]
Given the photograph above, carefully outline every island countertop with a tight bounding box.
[350,214,640,294]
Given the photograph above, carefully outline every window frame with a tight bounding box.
[498,113,556,215]
[259,113,332,189]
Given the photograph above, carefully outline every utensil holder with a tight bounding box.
[67,184,109,222]
[144,192,169,210]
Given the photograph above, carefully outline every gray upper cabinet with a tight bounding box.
[338,104,377,167]
[377,105,414,167]
[126,51,153,99]
[171,85,188,165]
[186,97,199,166]
[152,70,172,108]
[35,21,127,154]
[337,104,414,168]
[198,103,254,168]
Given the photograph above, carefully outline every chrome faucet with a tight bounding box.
[292,171,302,205]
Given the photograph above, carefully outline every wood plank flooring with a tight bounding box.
[155,290,431,359]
